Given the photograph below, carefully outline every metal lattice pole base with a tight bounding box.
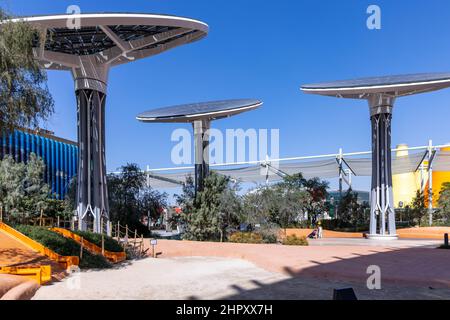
[193,120,210,193]
[368,98,397,238]
[76,89,109,233]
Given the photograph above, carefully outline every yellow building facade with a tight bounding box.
[392,144,450,208]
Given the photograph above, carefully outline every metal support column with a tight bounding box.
[193,120,210,193]
[74,59,110,233]
[427,140,434,226]
[265,154,270,185]
[338,148,343,195]
[368,95,397,238]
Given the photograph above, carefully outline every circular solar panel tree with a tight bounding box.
[301,73,450,239]
[137,99,263,192]
[11,13,208,233]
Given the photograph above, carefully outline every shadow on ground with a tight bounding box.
[187,246,450,300]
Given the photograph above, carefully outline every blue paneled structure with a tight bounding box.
[0,128,78,200]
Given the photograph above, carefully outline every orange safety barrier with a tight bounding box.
[0,222,79,269]
[51,228,126,263]
[0,265,52,285]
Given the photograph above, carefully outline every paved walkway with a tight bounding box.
[28,230,450,300]
[150,238,450,288]
[285,227,450,240]
[309,238,441,247]
[32,256,450,300]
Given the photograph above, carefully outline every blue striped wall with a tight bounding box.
[0,129,78,200]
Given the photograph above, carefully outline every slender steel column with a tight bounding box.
[427,140,434,226]
[74,60,110,233]
[368,95,397,237]
[193,120,210,193]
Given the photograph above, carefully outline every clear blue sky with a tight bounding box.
[4,0,450,193]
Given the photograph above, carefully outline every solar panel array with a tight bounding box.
[302,72,450,90]
[137,99,262,121]
[33,25,182,56]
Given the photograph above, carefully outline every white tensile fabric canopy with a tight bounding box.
[144,145,450,189]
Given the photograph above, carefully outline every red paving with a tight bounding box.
[397,227,450,239]
[152,239,450,288]
[285,226,450,240]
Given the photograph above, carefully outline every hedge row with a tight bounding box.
[13,225,112,269]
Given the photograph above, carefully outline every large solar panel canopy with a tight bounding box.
[137,99,262,192]
[301,73,450,98]
[301,72,450,240]
[9,13,208,234]
[12,13,208,71]
[137,99,262,122]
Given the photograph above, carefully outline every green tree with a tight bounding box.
[242,182,311,233]
[63,176,77,215]
[107,163,145,232]
[279,173,329,225]
[139,187,168,229]
[411,189,427,227]
[0,154,50,218]
[179,173,240,241]
[241,187,276,229]
[0,9,54,131]
[437,182,450,223]
[20,153,51,215]
[44,199,72,219]
[175,175,196,221]
[276,184,311,232]
[0,155,25,215]
[217,180,242,242]
[107,163,167,235]
[337,189,369,229]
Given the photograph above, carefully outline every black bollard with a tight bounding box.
[333,288,358,300]
[445,233,449,247]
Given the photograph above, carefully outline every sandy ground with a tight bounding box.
[32,256,450,300]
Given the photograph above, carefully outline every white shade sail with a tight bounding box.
[144,145,450,189]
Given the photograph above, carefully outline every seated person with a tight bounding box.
[308,228,318,239]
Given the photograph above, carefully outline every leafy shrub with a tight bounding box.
[229,232,264,244]
[282,234,309,246]
[72,230,123,252]
[256,224,280,243]
[261,233,278,244]
[13,225,111,269]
